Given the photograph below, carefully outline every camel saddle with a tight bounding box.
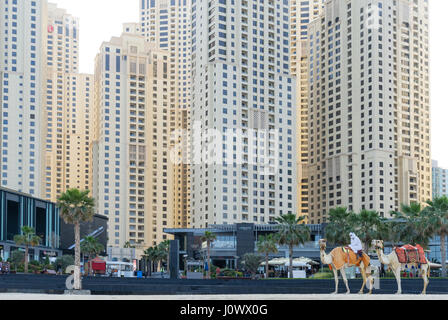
[394,245,427,264]
[329,247,370,271]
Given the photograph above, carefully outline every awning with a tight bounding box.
[261,257,317,267]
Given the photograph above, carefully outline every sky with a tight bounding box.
[52,0,448,168]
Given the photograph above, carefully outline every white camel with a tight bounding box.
[319,239,374,295]
[372,240,430,295]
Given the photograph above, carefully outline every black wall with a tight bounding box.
[169,240,179,279]
[6,201,19,241]
[236,223,255,269]
[60,214,108,251]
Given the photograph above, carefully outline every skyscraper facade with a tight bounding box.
[93,25,174,248]
[306,0,431,223]
[139,0,192,229]
[190,0,297,227]
[42,3,94,202]
[432,160,448,198]
[0,0,47,197]
[290,0,325,220]
[43,72,93,202]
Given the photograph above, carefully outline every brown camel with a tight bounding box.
[319,239,374,294]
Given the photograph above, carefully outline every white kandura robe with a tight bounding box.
[349,235,363,252]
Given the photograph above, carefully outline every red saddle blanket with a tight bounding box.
[395,245,427,264]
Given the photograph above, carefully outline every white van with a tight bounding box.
[106,261,135,278]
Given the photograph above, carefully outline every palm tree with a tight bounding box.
[143,246,159,277]
[392,203,431,247]
[352,210,382,252]
[377,215,402,247]
[275,214,310,279]
[124,241,135,249]
[200,231,217,279]
[241,253,264,279]
[81,236,104,276]
[257,234,278,279]
[157,240,170,273]
[57,189,95,290]
[424,196,448,277]
[13,226,40,273]
[325,207,355,246]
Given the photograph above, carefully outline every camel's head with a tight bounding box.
[319,239,327,250]
[372,240,384,250]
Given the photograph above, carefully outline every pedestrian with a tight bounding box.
[56,263,62,275]
[380,264,386,278]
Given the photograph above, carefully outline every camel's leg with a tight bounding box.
[332,266,339,295]
[359,265,367,294]
[421,264,429,295]
[340,267,350,295]
[393,264,402,295]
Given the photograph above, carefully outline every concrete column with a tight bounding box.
[169,240,180,279]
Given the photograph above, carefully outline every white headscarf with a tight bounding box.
[349,233,363,252]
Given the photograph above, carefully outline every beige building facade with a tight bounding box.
[290,0,325,221]
[42,3,94,202]
[93,26,174,249]
[139,0,192,230]
[306,0,431,224]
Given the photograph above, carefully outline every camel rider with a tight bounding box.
[349,232,364,260]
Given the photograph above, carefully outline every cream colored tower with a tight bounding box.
[306,0,431,224]
[93,25,174,249]
[139,0,191,229]
[290,0,325,221]
[42,3,94,202]
[43,73,93,201]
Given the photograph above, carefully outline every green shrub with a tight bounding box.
[29,260,40,266]
[221,269,238,277]
[313,272,334,279]
[54,255,74,273]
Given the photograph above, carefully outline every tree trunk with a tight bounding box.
[441,233,447,278]
[207,244,211,279]
[289,245,293,279]
[265,254,269,279]
[25,245,29,274]
[89,255,93,276]
[74,222,81,290]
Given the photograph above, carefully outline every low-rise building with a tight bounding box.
[0,187,62,261]
[164,223,324,271]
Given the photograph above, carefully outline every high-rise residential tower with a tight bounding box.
[0,1,93,202]
[43,72,93,202]
[42,3,94,202]
[0,0,48,197]
[306,0,431,223]
[290,0,325,220]
[190,0,297,227]
[139,0,192,229]
[93,25,174,248]
[432,161,448,198]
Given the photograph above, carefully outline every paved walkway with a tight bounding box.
[0,293,447,300]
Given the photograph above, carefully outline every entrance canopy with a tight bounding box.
[261,257,318,267]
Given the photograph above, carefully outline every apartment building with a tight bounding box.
[139,0,192,229]
[190,0,298,227]
[93,25,174,248]
[0,0,48,197]
[42,3,94,202]
[432,160,448,198]
[290,0,325,220]
[306,0,431,223]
